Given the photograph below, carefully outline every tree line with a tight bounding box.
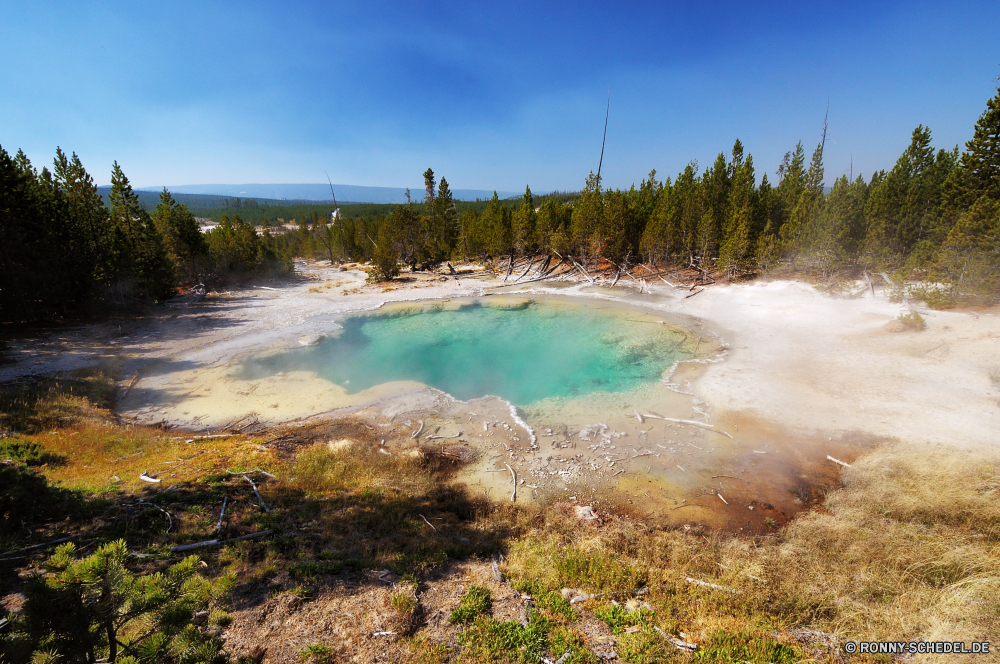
[3,82,997,320]
[0,149,291,322]
[283,84,999,302]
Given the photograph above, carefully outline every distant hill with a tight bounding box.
[133,183,519,204]
[96,188,320,211]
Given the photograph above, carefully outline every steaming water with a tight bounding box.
[237,298,692,405]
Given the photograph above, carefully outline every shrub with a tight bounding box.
[449,585,492,624]
[1,540,232,664]
[300,642,334,663]
[897,311,926,330]
[0,438,47,465]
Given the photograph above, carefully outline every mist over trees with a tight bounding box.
[288,83,996,304]
[2,81,998,321]
[0,151,291,323]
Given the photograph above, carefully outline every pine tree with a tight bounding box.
[943,82,1000,212]
[53,148,114,291]
[571,172,604,259]
[696,153,731,265]
[512,186,537,256]
[864,126,955,264]
[598,189,639,263]
[719,141,757,277]
[934,198,1000,298]
[480,192,512,258]
[774,142,807,237]
[12,540,230,664]
[371,222,401,281]
[0,146,51,320]
[639,179,678,263]
[107,162,174,301]
[153,188,208,282]
[434,176,458,254]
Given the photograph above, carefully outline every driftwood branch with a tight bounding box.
[827,455,851,468]
[120,374,139,400]
[685,577,739,594]
[139,470,162,484]
[0,536,75,560]
[491,558,504,582]
[170,529,275,553]
[216,496,228,533]
[504,463,516,502]
[641,413,734,439]
[243,475,269,512]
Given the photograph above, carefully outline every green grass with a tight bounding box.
[449,585,493,624]
[617,631,677,664]
[457,617,548,663]
[0,437,51,466]
[693,630,801,663]
[299,642,334,663]
[593,604,657,635]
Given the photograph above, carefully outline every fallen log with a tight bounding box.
[139,470,162,484]
[827,455,851,468]
[685,577,739,593]
[120,374,139,400]
[243,475,270,512]
[505,463,517,502]
[569,258,594,283]
[513,256,536,282]
[653,626,698,652]
[215,496,228,533]
[170,529,275,553]
[0,536,75,560]
[641,414,734,439]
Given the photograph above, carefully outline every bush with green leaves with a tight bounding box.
[0,539,233,664]
[0,438,46,465]
[448,584,492,624]
[897,311,926,330]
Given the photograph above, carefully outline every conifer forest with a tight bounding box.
[2,82,998,323]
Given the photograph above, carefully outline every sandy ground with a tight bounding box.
[3,260,998,528]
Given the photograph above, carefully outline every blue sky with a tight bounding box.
[2,1,998,193]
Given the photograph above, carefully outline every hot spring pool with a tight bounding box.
[237,298,694,405]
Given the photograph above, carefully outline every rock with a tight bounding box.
[298,334,325,346]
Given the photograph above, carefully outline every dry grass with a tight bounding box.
[774,444,1000,644]
[503,444,1000,662]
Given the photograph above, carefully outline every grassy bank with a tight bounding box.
[1,372,997,663]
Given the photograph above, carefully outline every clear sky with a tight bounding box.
[2,1,998,193]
